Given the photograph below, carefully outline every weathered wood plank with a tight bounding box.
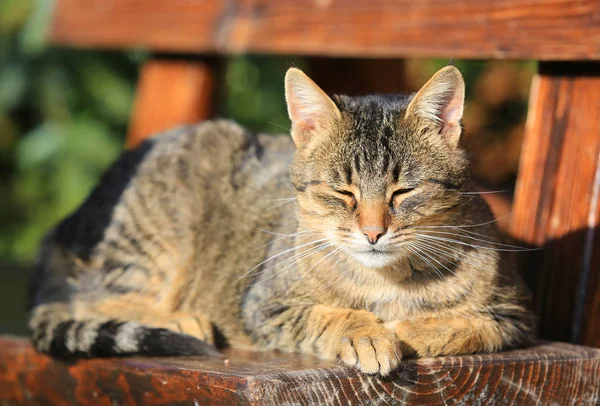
[126,59,214,148]
[50,0,600,60]
[511,62,600,348]
[51,0,227,53]
[1,337,599,405]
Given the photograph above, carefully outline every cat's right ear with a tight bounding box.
[405,66,465,148]
[285,68,341,147]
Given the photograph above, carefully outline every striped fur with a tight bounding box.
[29,304,218,358]
[29,67,535,375]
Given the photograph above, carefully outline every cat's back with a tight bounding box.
[50,120,285,252]
[31,120,296,309]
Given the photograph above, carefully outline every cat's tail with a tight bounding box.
[29,304,220,359]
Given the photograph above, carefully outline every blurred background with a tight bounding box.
[0,0,535,334]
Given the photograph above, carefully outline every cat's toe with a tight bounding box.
[373,336,402,375]
[345,332,402,375]
[354,337,380,373]
[339,337,358,366]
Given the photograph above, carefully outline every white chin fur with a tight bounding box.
[351,251,397,268]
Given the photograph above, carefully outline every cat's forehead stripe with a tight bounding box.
[342,107,400,191]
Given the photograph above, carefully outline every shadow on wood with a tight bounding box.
[511,62,600,348]
[1,337,599,405]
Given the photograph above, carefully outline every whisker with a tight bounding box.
[409,241,469,283]
[414,212,514,229]
[410,239,461,264]
[411,237,517,282]
[249,242,335,286]
[254,227,341,237]
[254,228,317,237]
[267,120,291,132]
[285,247,343,296]
[263,199,298,211]
[236,237,329,281]
[256,242,333,277]
[447,225,531,249]
[251,230,324,251]
[458,189,510,195]
[414,228,531,250]
[263,197,297,202]
[389,261,408,277]
[404,244,444,281]
[410,242,471,283]
[414,233,539,252]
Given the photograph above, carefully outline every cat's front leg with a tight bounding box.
[384,317,504,357]
[302,305,403,375]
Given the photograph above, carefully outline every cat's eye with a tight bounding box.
[335,189,357,207]
[392,187,416,197]
[390,187,416,206]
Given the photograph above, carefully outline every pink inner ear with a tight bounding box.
[441,91,463,125]
[291,117,317,146]
[289,94,317,130]
[298,117,316,132]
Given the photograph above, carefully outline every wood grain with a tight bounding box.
[127,59,214,148]
[51,0,600,60]
[511,62,600,348]
[0,337,599,405]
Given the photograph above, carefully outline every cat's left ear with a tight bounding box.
[285,68,341,147]
[405,66,465,147]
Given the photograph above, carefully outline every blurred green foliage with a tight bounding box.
[222,56,302,133]
[1,0,140,264]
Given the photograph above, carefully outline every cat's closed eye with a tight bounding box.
[334,189,357,208]
[390,187,417,206]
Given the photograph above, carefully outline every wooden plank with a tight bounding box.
[0,337,599,405]
[51,0,227,52]
[50,0,600,60]
[127,59,215,148]
[511,62,600,347]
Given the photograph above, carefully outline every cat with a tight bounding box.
[28,66,535,376]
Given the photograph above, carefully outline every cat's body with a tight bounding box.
[29,67,535,375]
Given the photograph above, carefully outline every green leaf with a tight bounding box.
[18,0,53,54]
[0,63,27,111]
[0,0,33,35]
[77,60,134,123]
[65,116,121,169]
[15,123,63,170]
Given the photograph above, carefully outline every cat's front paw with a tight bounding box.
[342,328,402,375]
[323,324,402,375]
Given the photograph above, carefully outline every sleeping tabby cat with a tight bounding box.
[29,66,535,375]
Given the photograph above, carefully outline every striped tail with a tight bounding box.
[29,304,220,359]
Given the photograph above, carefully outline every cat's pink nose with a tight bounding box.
[362,228,385,244]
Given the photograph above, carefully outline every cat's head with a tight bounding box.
[285,66,470,268]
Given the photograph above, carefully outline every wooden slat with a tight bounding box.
[51,0,600,60]
[511,62,600,347]
[51,1,226,52]
[127,59,214,148]
[1,337,599,405]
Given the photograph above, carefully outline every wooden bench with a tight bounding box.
[2,0,600,404]
[1,337,599,405]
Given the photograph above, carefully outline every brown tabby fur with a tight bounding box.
[29,66,535,375]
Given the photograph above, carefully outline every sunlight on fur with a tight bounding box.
[28,66,535,376]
